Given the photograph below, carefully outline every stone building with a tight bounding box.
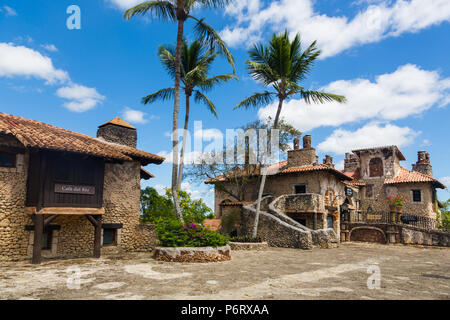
[0,113,164,263]
[208,135,446,239]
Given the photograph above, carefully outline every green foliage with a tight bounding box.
[140,187,212,225]
[236,30,346,112]
[230,236,263,243]
[437,199,450,230]
[156,220,229,248]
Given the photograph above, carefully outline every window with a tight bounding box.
[369,157,383,177]
[412,190,422,202]
[295,184,307,194]
[327,215,334,229]
[42,230,53,250]
[365,185,374,199]
[0,152,15,168]
[103,229,117,246]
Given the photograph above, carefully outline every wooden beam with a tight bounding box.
[32,214,44,264]
[93,215,102,259]
[85,214,98,227]
[26,207,105,216]
[44,214,58,227]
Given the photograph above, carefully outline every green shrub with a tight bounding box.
[156,220,229,248]
[230,236,263,243]
[140,187,213,225]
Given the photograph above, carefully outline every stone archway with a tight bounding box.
[350,226,387,244]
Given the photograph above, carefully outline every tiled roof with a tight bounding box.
[341,171,365,186]
[384,167,446,189]
[99,117,136,130]
[280,164,353,181]
[205,161,352,183]
[0,113,164,165]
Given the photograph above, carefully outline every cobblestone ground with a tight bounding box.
[0,243,449,300]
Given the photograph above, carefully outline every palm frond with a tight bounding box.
[194,91,218,118]
[142,87,175,104]
[199,74,238,92]
[158,45,177,79]
[234,92,275,110]
[246,60,278,86]
[191,17,236,73]
[123,1,176,21]
[193,0,232,9]
[300,90,347,104]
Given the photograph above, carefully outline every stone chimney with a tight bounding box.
[344,152,359,173]
[323,155,334,169]
[97,117,137,148]
[412,151,433,176]
[287,135,317,167]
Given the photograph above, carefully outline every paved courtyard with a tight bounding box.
[0,242,449,300]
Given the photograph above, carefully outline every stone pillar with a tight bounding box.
[303,135,311,149]
[386,226,399,244]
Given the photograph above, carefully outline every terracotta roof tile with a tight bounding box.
[0,113,164,165]
[385,167,446,189]
[99,117,136,129]
[280,164,353,180]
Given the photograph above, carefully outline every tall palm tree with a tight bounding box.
[142,40,237,190]
[124,0,235,222]
[236,31,346,237]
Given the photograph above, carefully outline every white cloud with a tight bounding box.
[221,0,450,58]
[258,64,450,131]
[56,84,105,112]
[0,42,68,84]
[106,0,143,10]
[1,5,17,17]
[41,44,58,52]
[440,177,450,188]
[317,122,419,155]
[194,128,224,141]
[122,107,150,124]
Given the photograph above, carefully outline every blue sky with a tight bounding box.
[1,0,449,207]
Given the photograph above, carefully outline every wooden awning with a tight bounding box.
[25,207,105,215]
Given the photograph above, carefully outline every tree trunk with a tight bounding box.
[177,92,190,190]
[172,19,185,223]
[252,98,284,238]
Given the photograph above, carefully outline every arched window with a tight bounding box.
[369,157,383,177]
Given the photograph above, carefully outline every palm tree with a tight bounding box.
[142,40,237,191]
[235,31,346,238]
[124,0,235,222]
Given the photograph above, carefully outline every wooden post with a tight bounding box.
[93,215,102,258]
[313,213,317,230]
[32,214,44,264]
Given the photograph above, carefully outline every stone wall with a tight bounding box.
[97,125,137,148]
[1,156,157,262]
[0,152,32,261]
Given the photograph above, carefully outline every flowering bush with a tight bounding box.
[386,195,408,207]
[156,220,229,248]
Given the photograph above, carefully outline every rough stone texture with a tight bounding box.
[0,150,32,262]
[350,227,387,244]
[402,226,450,247]
[97,124,137,148]
[287,148,317,167]
[153,246,231,263]
[0,154,157,261]
[229,242,269,250]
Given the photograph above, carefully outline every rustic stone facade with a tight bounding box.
[0,154,158,262]
[0,115,162,262]
[211,139,445,247]
[97,123,137,148]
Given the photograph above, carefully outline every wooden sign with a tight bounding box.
[54,184,95,195]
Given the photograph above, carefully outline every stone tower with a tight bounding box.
[287,135,317,167]
[412,151,433,176]
[97,117,137,148]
